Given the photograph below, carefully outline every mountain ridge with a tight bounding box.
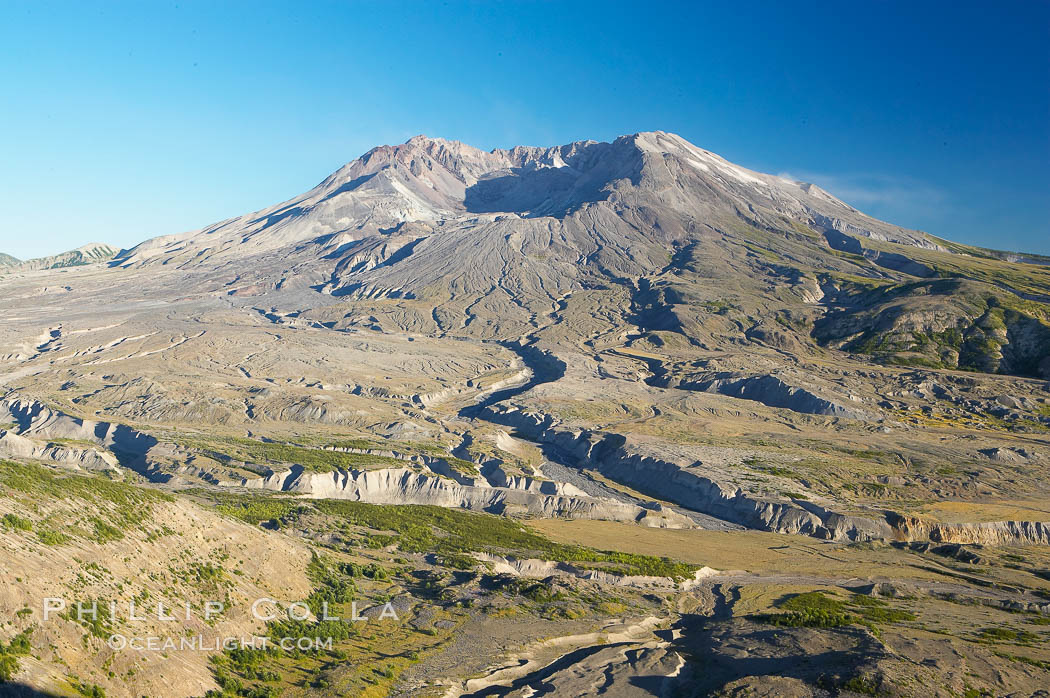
[111,131,942,270]
[0,242,117,272]
[100,132,1050,377]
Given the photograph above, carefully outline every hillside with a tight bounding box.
[0,244,119,273]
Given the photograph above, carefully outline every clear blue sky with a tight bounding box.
[1,0,1047,259]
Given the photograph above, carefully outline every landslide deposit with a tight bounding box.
[2,132,1050,696]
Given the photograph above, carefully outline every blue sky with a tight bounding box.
[1,0,1047,259]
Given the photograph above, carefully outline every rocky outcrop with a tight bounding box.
[889,514,1050,546]
[230,465,691,527]
[0,397,158,472]
[0,430,119,471]
[480,404,1049,546]
[480,404,890,540]
[979,447,1029,463]
[672,373,868,419]
[0,397,694,528]
[472,552,721,591]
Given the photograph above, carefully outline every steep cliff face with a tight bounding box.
[890,515,1050,546]
[0,398,691,529]
[472,552,721,591]
[0,398,158,468]
[0,430,119,471]
[479,403,1050,546]
[232,465,691,527]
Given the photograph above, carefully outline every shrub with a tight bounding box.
[1,514,32,531]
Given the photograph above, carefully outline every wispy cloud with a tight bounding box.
[776,170,949,214]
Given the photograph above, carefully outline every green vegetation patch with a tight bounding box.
[814,278,1050,378]
[976,626,1041,644]
[208,549,435,697]
[207,491,308,528]
[312,499,697,579]
[756,591,915,634]
[173,435,406,472]
[62,598,112,640]
[0,628,33,682]
[0,460,173,537]
[994,650,1050,670]
[70,680,107,698]
[304,554,358,615]
[207,492,697,580]
[37,528,71,545]
[1,513,32,531]
[758,591,858,629]
[176,432,482,476]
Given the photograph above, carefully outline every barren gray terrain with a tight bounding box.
[2,132,1049,697]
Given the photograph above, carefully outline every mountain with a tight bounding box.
[115,132,939,272]
[1,243,118,272]
[2,133,1050,697]
[114,132,1050,377]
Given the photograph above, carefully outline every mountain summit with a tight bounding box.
[107,131,1050,377]
[113,131,936,270]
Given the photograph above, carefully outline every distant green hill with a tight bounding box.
[0,243,117,272]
